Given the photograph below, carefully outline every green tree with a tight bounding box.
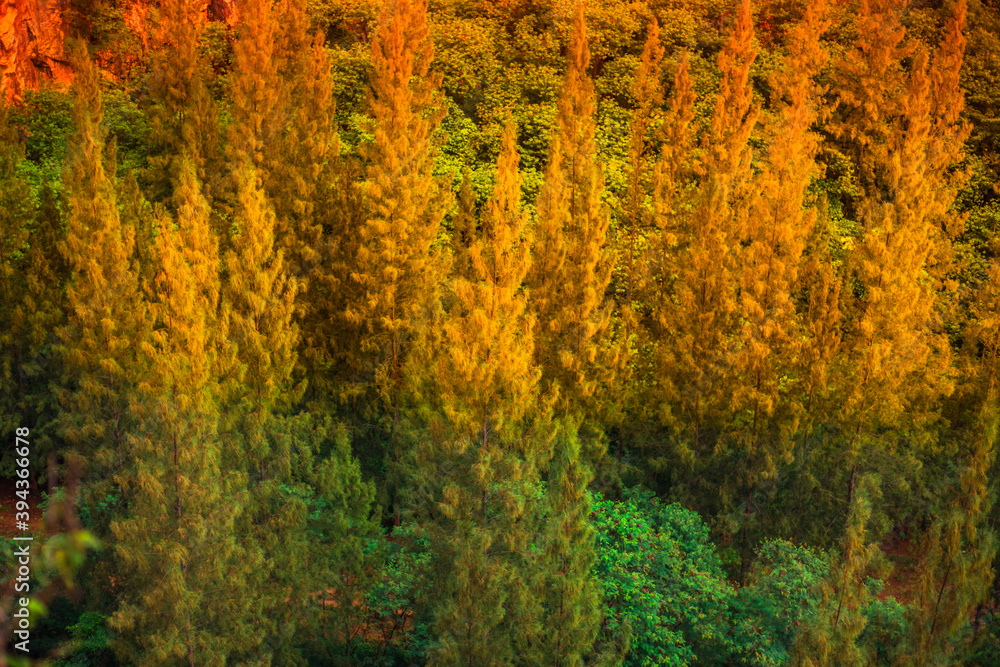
[909,400,997,664]
[0,102,65,474]
[532,421,603,666]
[793,474,882,666]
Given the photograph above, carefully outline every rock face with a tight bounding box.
[0,0,239,102]
[0,0,73,101]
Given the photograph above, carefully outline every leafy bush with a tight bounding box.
[591,488,735,666]
[733,540,828,666]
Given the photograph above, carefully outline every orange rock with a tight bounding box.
[0,0,72,101]
[0,0,237,102]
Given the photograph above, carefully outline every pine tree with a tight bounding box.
[835,0,968,510]
[531,420,602,667]
[609,18,666,461]
[240,0,346,415]
[58,39,151,488]
[5,183,68,469]
[647,50,697,412]
[267,0,340,286]
[655,0,757,498]
[793,473,882,666]
[0,98,35,457]
[909,399,997,664]
[145,0,222,209]
[345,0,453,412]
[727,0,830,578]
[528,1,615,421]
[405,118,551,666]
[452,167,478,282]
[732,0,827,482]
[108,157,249,665]
[227,0,283,171]
[222,158,300,472]
[218,156,317,661]
[620,18,664,324]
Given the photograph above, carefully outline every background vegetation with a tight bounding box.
[3,0,1000,664]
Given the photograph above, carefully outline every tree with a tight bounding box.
[528,1,615,422]
[227,0,284,171]
[531,421,603,667]
[451,166,478,282]
[144,0,222,209]
[908,399,997,664]
[726,0,830,579]
[404,118,551,666]
[654,0,758,510]
[609,18,666,464]
[0,98,33,451]
[226,0,338,283]
[345,0,453,413]
[58,39,151,495]
[793,473,882,666]
[267,0,341,287]
[0,101,65,473]
[108,157,250,665]
[646,50,697,437]
[833,0,968,513]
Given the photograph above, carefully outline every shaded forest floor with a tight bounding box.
[0,477,44,537]
[879,536,920,605]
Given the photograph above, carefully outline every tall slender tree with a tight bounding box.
[609,18,666,463]
[58,39,151,489]
[108,158,249,664]
[726,0,830,578]
[655,0,758,503]
[345,0,453,413]
[834,0,968,510]
[528,1,615,423]
[909,400,996,664]
[267,0,340,286]
[0,99,64,471]
[145,0,222,209]
[793,474,882,666]
[405,118,551,666]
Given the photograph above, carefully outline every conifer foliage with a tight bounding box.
[406,118,549,666]
[108,159,245,664]
[8,0,1000,664]
[59,39,151,481]
[529,1,615,420]
[657,0,758,465]
[346,0,452,408]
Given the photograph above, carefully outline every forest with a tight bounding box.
[2,0,1000,663]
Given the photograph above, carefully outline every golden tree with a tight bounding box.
[834,0,969,508]
[655,0,757,491]
[109,157,250,664]
[529,1,615,422]
[345,0,453,411]
[406,118,551,665]
[59,40,151,482]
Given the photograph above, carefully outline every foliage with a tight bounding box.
[4,0,1000,663]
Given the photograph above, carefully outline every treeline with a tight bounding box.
[2,0,1000,664]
